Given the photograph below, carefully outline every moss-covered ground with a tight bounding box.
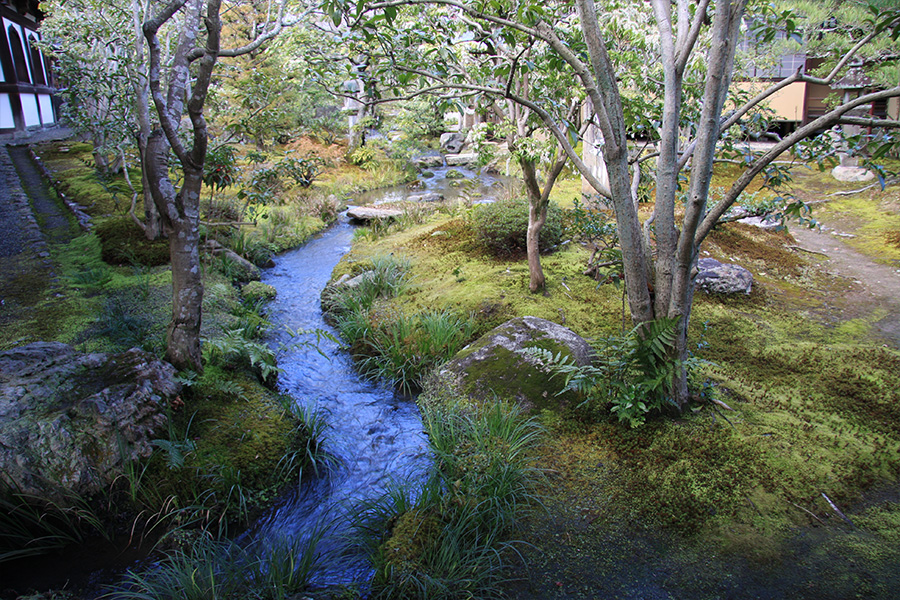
[1,138,400,595]
[329,162,900,598]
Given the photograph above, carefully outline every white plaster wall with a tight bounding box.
[0,93,14,129]
[21,92,39,126]
[38,93,54,123]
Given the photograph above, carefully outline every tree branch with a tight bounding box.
[675,0,710,72]
[186,0,306,62]
[696,85,900,245]
[143,0,191,165]
[677,14,900,171]
[834,116,900,129]
[187,0,221,170]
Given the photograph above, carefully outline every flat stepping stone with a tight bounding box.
[347,206,403,222]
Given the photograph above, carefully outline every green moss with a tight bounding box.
[241,281,277,303]
[94,217,170,266]
[813,193,900,265]
[547,174,585,209]
[145,367,308,508]
[706,223,804,277]
[338,214,625,341]
[459,345,567,411]
[379,509,443,580]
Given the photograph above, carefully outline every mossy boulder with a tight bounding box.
[379,509,443,581]
[204,240,261,282]
[0,342,179,500]
[241,281,277,303]
[440,316,592,411]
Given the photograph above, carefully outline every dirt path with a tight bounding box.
[789,212,900,348]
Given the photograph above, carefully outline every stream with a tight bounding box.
[245,165,508,584]
[250,219,430,583]
[0,159,507,595]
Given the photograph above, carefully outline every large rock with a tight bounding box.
[204,239,261,282]
[413,152,444,168]
[407,192,444,203]
[346,206,404,223]
[440,132,466,154]
[444,153,480,167]
[0,342,180,499]
[695,258,753,295]
[831,165,876,183]
[440,316,592,411]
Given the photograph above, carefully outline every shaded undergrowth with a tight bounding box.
[351,391,542,600]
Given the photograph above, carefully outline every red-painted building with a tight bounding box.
[0,0,57,132]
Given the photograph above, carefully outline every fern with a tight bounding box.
[521,317,682,427]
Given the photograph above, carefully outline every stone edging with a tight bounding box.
[0,147,52,262]
[28,147,93,231]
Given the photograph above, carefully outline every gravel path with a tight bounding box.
[790,221,900,347]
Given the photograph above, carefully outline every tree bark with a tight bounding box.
[575,0,653,325]
[520,152,568,293]
[131,0,164,241]
[143,0,217,372]
[165,175,204,370]
[521,158,547,292]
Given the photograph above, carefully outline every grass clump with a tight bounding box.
[114,366,328,534]
[356,309,475,395]
[241,281,277,303]
[323,254,475,393]
[472,196,564,259]
[352,395,541,600]
[105,529,327,600]
[0,481,110,564]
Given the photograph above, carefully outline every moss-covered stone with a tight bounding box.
[241,281,277,303]
[379,509,443,580]
[441,316,592,412]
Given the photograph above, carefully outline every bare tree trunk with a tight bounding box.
[521,158,546,293]
[575,0,654,325]
[166,168,204,370]
[519,152,568,293]
[143,0,217,372]
[132,0,164,240]
[667,0,746,408]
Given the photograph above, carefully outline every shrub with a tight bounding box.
[522,317,682,427]
[277,155,323,188]
[347,145,378,170]
[202,145,238,196]
[94,218,170,266]
[472,197,564,258]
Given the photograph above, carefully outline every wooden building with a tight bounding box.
[0,0,57,133]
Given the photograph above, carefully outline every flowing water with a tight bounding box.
[356,163,508,205]
[0,165,507,594]
[247,167,509,583]
[248,219,430,582]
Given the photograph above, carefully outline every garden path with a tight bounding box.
[789,193,900,347]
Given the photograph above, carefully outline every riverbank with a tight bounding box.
[332,164,900,599]
[0,138,366,596]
